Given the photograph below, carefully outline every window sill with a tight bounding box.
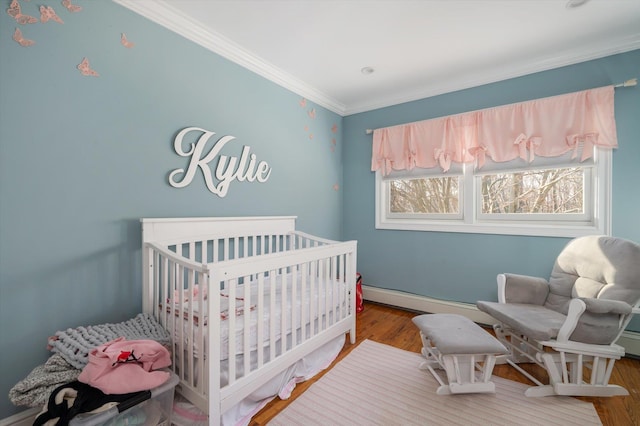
[375,218,607,238]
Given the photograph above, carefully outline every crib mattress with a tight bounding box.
[166,271,348,361]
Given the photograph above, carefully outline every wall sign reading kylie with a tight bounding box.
[169,127,272,198]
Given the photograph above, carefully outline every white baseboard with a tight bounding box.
[0,408,39,426]
[363,285,640,357]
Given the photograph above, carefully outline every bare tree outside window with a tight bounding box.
[389,168,583,216]
[378,156,606,236]
[390,177,459,214]
[480,168,584,214]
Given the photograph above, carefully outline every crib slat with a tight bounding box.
[257,274,265,368]
[325,257,331,328]
[269,269,277,362]
[280,268,287,355]
[243,274,251,376]
[186,267,196,388]
[228,278,237,384]
[339,256,344,320]
[175,263,185,385]
[196,270,206,394]
[301,263,308,341]
[310,261,317,336]
[291,266,298,348]
[233,236,239,260]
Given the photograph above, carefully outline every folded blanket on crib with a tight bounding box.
[47,313,170,370]
[9,354,81,407]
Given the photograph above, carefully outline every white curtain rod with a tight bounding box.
[365,78,637,135]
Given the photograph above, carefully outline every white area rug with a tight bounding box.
[269,339,601,426]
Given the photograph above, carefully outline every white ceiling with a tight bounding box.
[115,0,640,115]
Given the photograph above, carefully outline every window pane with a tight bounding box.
[480,168,584,214]
[390,177,459,214]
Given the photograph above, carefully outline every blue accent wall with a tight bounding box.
[0,1,342,416]
[342,49,640,331]
[1,0,638,418]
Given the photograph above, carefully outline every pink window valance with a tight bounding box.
[371,86,618,175]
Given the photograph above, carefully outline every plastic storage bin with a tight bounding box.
[69,372,179,426]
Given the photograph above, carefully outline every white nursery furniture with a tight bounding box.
[141,216,357,425]
[477,235,640,397]
[412,313,508,395]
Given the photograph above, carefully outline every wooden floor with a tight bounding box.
[250,302,640,426]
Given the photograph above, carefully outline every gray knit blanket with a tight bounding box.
[47,313,170,370]
[9,354,80,407]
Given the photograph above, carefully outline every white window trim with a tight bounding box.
[375,150,611,238]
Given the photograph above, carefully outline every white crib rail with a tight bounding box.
[143,229,357,423]
[210,241,357,415]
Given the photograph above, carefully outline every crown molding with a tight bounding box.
[344,35,640,115]
[113,0,347,115]
[114,0,639,117]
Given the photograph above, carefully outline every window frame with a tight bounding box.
[375,149,611,238]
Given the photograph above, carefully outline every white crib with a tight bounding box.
[141,216,357,425]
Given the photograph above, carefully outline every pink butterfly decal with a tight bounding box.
[299,98,307,108]
[121,33,135,48]
[309,133,314,140]
[333,183,340,191]
[331,138,336,145]
[13,27,34,46]
[308,108,316,119]
[62,0,82,12]
[7,0,38,24]
[40,5,64,24]
[77,57,99,77]
[331,124,338,133]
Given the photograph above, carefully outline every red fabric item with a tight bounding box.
[356,273,364,313]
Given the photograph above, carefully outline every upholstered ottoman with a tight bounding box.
[412,313,508,395]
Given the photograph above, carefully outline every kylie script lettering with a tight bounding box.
[169,127,272,197]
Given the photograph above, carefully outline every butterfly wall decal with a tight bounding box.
[40,5,64,24]
[7,0,38,24]
[62,0,82,13]
[13,27,35,47]
[121,33,135,48]
[307,108,316,119]
[77,57,99,77]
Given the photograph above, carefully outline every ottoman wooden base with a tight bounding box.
[412,314,508,395]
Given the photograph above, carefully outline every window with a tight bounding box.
[376,149,611,237]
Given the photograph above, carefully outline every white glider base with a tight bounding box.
[412,314,509,395]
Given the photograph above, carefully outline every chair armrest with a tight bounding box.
[579,298,632,315]
[497,273,549,305]
[557,298,587,342]
[557,298,634,343]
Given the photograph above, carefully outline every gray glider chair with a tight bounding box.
[477,235,640,397]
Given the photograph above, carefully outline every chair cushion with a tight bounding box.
[546,236,640,314]
[476,301,567,341]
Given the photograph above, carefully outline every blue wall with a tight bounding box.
[0,1,343,417]
[342,49,640,327]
